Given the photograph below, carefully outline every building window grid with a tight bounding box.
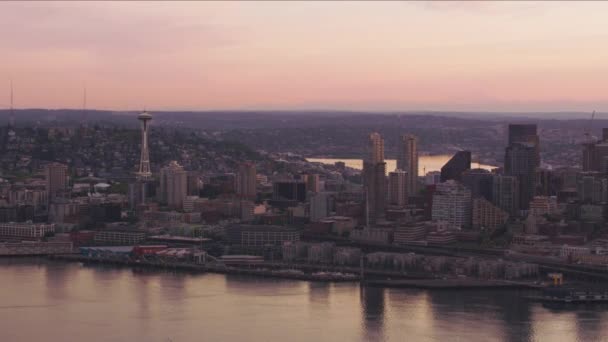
[240,231,298,246]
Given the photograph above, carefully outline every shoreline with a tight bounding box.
[46,254,542,290]
[48,254,360,282]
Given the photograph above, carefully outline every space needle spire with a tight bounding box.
[137,111,153,180]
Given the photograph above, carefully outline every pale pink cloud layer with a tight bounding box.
[2,1,608,112]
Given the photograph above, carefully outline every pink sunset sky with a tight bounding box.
[2,1,608,112]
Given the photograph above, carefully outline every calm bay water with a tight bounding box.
[307,155,496,175]
[0,259,607,342]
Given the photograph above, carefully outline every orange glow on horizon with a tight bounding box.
[2,1,608,112]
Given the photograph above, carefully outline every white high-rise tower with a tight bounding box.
[137,111,152,180]
[366,132,385,164]
[397,134,418,195]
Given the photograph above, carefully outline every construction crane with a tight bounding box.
[584,110,597,143]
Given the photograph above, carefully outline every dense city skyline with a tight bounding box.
[3,2,608,111]
[3,2,608,340]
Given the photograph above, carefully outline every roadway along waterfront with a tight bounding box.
[304,234,608,282]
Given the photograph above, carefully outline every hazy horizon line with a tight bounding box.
[0,107,601,116]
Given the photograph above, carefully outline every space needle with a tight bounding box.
[137,111,153,181]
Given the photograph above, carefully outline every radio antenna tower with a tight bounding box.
[82,84,88,128]
[9,80,15,128]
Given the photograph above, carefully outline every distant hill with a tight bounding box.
[0,108,604,130]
